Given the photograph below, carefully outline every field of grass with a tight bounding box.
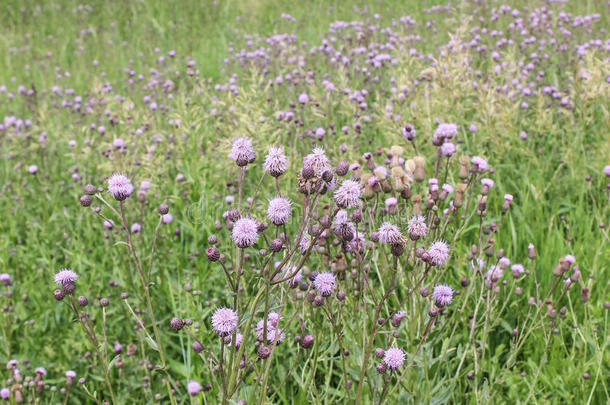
[0,0,608,404]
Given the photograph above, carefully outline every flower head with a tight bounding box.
[378,222,404,244]
[432,284,454,307]
[54,269,78,286]
[471,156,488,172]
[232,217,259,248]
[434,123,458,139]
[303,147,330,175]
[229,137,256,166]
[383,347,405,369]
[334,179,362,208]
[255,312,285,344]
[263,146,288,177]
[107,173,134,201]
[187,380,202,396]
[267,197,292,225]
[440,142,456,156]
[428,241,450,266]
[211,307,238,337]
[407,215,428,240]
[313,272,337,297]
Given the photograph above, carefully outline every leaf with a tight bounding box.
[107,355,121,372]
[145,336,159,351]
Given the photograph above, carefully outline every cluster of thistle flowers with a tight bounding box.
[162,124,522,402]
[1,359,82,403]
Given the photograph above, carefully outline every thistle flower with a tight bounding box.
[0,388,9,399]
[604,165,610,177]
[228,137,256,166]
[263,146,288,177]
[54,268,78,287]
[0,273,11,286]
[471,156,488,172]
[434,123,458,140]
[255,312,285,344]
[383,347,405,369]
[187,380,202,396]
[107,173,134,201]
[440,142,456,156]
[313,272,337,297]
[334,179,362,208]
[432,284,454,307]
[428,241,450,265]
[211,307,238,337]
[407,215,428,240]
[267,197,292,225]
[231,217,259,248]
[303,147,330,175]
[378,222,404,244]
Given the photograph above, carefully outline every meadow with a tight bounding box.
[0,0,609,403]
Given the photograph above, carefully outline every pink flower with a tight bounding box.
[211,307,238,337]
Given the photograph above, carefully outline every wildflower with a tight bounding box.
[604,165,610,177]
[187,380,202,396]
[211,307,238,337]
[0,273,11,286]
[130,223,141,233]
[0,388,9,399]
[432,284,454,307]
[54,268,78,287]
[255,312,285,344]
[383,347,406,369]
[471,156,488,172]
[170,317,184,331]
[228,137,256,166]
[107,173,134,201]
[162,213,173,224]
[231,217,259,248]
[434,123,458,140]
[263,146,288,177]
[407,215,428,240]
[428,241,450,265]
[313,272,337,297]
[303,147,330,175]
[28,165,38,174]
[378,222,404,244]
[334,179,362,208]
[267,197,292,225]
[440,142,456,156]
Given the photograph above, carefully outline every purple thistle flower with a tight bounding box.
[187,380,202,396]
[604,165,610,177]
[383,347,405,369]
[255,312,285,344]
[231,217,259,248]
[407,215,428,240]
[334,179,362,208]
[486,265,503,282]
[211,307,238,337]
[440,142,456,157]
[267,197,292,225]
[303,147,330,175]
[162,213,173,224]
[130,223,141,233]
[66,370,76,379]
[378,222,404,244]
[471,156,488,172]
[107,173,134,201]
[313,272,337,297]
[432,284,454,307]
[434,123,458,139]
[228,137,256,166]
[428,241,450,266]
[0,388,9,399]
[54,269,78,286]
[263,146,288,177]
[28,165,38,174]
